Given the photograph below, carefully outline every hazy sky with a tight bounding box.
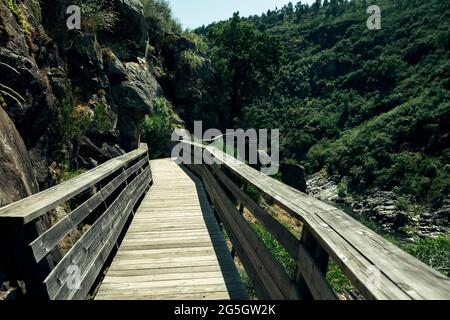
[168,0,316,29]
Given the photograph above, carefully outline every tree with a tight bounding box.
[208,13,281,124]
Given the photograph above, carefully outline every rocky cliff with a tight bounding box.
[0,0,215,297]
[0,0,212,204]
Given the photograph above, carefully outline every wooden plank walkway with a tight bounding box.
[95,159,248,300]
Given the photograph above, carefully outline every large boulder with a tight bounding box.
[112,60,160,151]
[280,162,307,193]
[0,107,38,207]
[106,0,148,61]
[68,33,109,91]
[76,134,125,169]
[0,0,61,187]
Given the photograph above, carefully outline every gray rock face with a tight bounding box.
[307,170,449,236]
[307,172,339,202]
[0,107,39,207]
[352,191,410,232]
[76,135,125,169]
[0,1,58,150]
[111,0,148,57]
[112,60,160,151]
[68,33,109,91]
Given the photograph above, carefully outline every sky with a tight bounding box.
[168,0,316,30]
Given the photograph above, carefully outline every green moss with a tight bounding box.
[60,168,87,182]
[92,103,114,133]
[5,0,31,35]
[180,50,204,71]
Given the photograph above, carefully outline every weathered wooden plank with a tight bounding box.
[44,167,150,300]
[181,141,450,300]
[0,145,148,224]
[95,158,247,301]
[69,176,150,300]
[30,157,149,263]
[211,165,299,257]
[199,164,300,300]
[209,164,336,300]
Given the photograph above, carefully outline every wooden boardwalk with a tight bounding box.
[95,158,247,300]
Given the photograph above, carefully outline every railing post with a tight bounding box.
[295,227,330,300]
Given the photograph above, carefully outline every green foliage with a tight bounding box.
[141,0,182,33]
[182,32,208,52]
[59,88,92,142]
[395,197,411,212]
[326,261,355,296]
[69,0,118,33]
[60,168,87,182]
[30,0,42,24]
[201,12,282,124]
[92,102,114,133]
[140,97,177,159]
[180,49,204,71]
[196,0,450,206]
[404,235,450,276]
[5,0,31,34]
[251,223,296,279]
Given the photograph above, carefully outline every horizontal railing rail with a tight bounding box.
[181,140,450,300]
[0,144,152,300]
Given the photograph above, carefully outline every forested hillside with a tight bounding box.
[193,0,450,237]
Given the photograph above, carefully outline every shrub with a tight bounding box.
[141,0,182,33]
[405,235,450,276]
[180,49,204,71]
[140,97,176,158]
[59,88,92,142]
[69,0,118,33]
[182,32,208,52]
[92,102,114,133]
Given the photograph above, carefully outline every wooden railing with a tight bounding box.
[181,140,450,300]
[0,144,151,300]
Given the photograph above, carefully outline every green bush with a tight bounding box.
[92,102,114,133]
[405,235,450,276]
[251,223,296,279]
[69,0,118,33]
[140,97,176,159]
[142,0,181,33]
[59,88,92,142]
[180,50,204,71]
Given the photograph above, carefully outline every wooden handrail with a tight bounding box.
[0,144,152,300]
[181,140,450,300]
[0,144,149,224]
